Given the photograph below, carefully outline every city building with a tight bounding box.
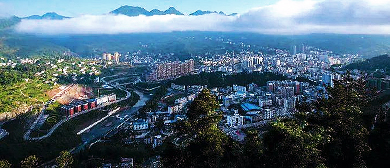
[0,129,9,140]
[102,52,121,64]
[321,73,334,87]
[227,110,244,128]
[61,105,75,116]
[133,119,149,131]
[97,94,117,105]
[120,158,134,168]
[147,59,195,81]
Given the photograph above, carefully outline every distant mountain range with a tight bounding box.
[0,16,21,29]
[24,12,70,20]
[189,10,237,16]
[110,6,185,16]
[0,12,69,30]
[0,5,237,28]
[110,6,236,17]
[0,6,237,29]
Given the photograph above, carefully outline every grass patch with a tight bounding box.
[0,79,52,114]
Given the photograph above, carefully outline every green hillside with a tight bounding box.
[0,16,21,30]
[345,54,390,72]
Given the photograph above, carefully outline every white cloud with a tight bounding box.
[16,14,235,35]
[15,0,390,35]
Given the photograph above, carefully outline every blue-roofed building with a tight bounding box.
[241,103,261,112]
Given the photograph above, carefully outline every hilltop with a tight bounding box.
[24,12,70,20]
[110,6,184,16]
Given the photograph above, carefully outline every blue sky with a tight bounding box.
[2,0,277,17]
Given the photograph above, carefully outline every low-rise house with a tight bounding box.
[133,119,149,131]
[226,110,244,128]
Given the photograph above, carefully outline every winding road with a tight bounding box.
[67,74,150,153]
[24,74,138,141]
[72,89,149,153]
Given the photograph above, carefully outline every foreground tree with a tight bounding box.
[240,129,264,167]
[56,151,73,168]
[262,119,326,167]
[21,155,39,168]
[262,74,371,167]
[368,108,390,167]
[162,89,230,168]
[0,160,11,168]
[314,74,371,167]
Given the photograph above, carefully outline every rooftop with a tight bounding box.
[241,103,261,112]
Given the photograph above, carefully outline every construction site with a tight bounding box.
[47,84,94,105]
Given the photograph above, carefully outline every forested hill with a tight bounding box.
[0,16,21,30]
[345,54,390,71]
[1,31,390,59]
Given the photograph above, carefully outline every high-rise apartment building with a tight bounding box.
[147,59,195,81]
[102,52,121,64]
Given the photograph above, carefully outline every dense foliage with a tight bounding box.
[0,112,81,167]
[56,151,74,168]
[0,57,102,115]
[2,31,390,59]
[20,155,39,168]
[0,79,51,114]
[57,74,97,85]
[345,54,390,73]
[0,16,21,30]
[162,89,234,167]
[0,63,47,86]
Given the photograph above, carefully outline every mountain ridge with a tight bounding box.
[110,6,186,16]
[5,6,236,19]
[24,12,70,20]
[109,6,233,16]
[189,10,224,16]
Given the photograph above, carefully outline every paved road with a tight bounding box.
[23,85,75,141]
[24,74,136,141]
[80,90,148,142]
[73,90,149,153]
[71,73,149,152]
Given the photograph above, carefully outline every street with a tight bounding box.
[73,90,150,153]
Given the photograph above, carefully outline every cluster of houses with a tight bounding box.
[167,94,196,114]
[114,80,319,147]
[119,118,165,149]
[61,94,116,117]
[213,80,315,129]
[115,84,199,149]
[102,157,133,168]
